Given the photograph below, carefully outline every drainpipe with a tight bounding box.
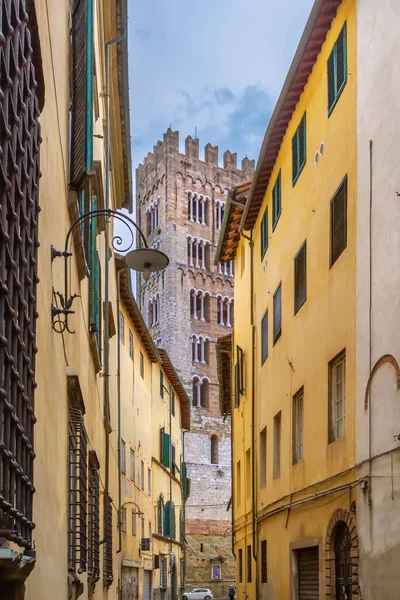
[368,140,373,508]
[240,226,258,598]
[117,268,127,554]
[101,30,126,560]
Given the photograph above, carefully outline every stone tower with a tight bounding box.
[136,129,254,595]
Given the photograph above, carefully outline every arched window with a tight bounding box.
[148,294,160,327]
[192,336,210,363]
[190,290,210,322]
[192,376,210,408]
[158,495,164,536]
[216,200,226,230]
[217,296,233,327]
[188,192,208,224]
[211,435,219,464]
[164,500,176,539]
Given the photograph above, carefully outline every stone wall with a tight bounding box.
[136,129,254,592]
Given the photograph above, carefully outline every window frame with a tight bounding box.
[328,350,346,443]
[327,22,348,116]
[292,387,304,464]
[292,113,307,185]
[247,544,252,583]
[273,282,282,345]
[330,176,348,267]
[294,240,307,314]
[273,411,281,479]
[272,171,282,230]
[261,540,268,583]
[261,206,269,259]
[238,548,243,583]
[260,427,267,488]
[128,330,133,359]
[121,439,126,475]
[261,309,268,364]
[130,448,135,482]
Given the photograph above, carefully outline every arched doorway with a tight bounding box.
[334,522,352,600]
[325,508,360,599]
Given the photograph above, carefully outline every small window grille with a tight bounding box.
[68,408,88,572]
[160,556,168,589]
[247,544,252,583]
[261,540,268,583]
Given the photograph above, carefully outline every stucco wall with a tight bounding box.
[356,1,400,597]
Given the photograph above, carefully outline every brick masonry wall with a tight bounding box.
[136,129,254,591]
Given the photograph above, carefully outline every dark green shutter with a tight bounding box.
[181,462,188,499]
[261,208,268,259]
[328,22,347,114]
[327,51,335,111]
[273,283,282,343]
[261,310,268,364]
[160,429,170,468]
[292,114,306,184]
[272,172,281,229]
[292,132,298,183]
[294,241,307,314]
[70,0,94,188]
[171,503,176,540]
[164,501,171,538]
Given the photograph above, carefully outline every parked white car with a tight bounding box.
[183,588,214,600]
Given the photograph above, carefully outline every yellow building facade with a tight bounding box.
[216,1,360,598]
[117,262,190,599]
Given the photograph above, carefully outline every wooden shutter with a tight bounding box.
[294,241,307,313]
[272,172,281,228]
[331,178,347,265]
[181,462,189,498]
[336,24,347,91]
[292,130,298,183]
[299,114,306,170]
[298,547,319,600]
[327,51,335,111]
[247,544,252,582]
[261,310,268,364]
[160,429,170,467]
[273,283,282,343]
[292,114,306,182]
[164,501,171,538]
[70,0,93,188]
[261,540,267,583]
[261,207,268,258]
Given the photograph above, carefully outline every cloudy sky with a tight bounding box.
[127,0,314,170]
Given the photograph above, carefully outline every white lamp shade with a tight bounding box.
[124,248,169,274]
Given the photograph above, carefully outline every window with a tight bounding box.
[149,294,160,327]
[216,200,225,229]
[129,330,133,359]
[158,495,164,535]
[148,469,151,496]
[171,444,176,476]
[187,237,210,269]
[192,376,209,408]
[246,448,251,500]
[247,545,252,583]
[132,510,137,536]
[88,454,100,582]
[141,461,145,490]
[238,549,243,583]
[292,113,307,184]
[140,352,144,378]
[261,540,268,583]
[121,439,126,475]
[294,241,307,314]
[236,461,241,506]
[164,501,176,539]
[70,0,93,188]
[293,388,304,464]
[188,192,208,224]
[273,411,281,479]
[130,448,135,482]
[160,556,168,589]
[191,289,211,322]
[217,296,233,327]
[68,408,88,572]
[171,390,175,416]
[121,507,127,532]
[141,516,145,539]
[211,435,219,464]
[328,22,347,115]
[235,346,245,406]
[261,309,268,364]
[119,311,125,344]
[329,351,346,442]
[260,427,267,488]
[147,199,159,232]
[261,206,268,259]
[211,560,222,580]
[330,177,347,266]
[272,171,282,230]
[160,370,164,398]
[160,428,170,467]
[273,283,282,344]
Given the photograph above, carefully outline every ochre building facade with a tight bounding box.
[136,132,254,596]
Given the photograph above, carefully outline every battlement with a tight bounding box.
[136,129,255,185]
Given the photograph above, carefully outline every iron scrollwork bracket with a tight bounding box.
[51,209,148,334]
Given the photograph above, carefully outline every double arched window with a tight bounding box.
[217,296,234,327]
[217,260,234,277]
[191,335,210,364]
[146,198,159,233]
[190,289,211,322]
[192,376,210,408]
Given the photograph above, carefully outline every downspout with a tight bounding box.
[117,268,126,554]
[101,30,126,560]
[240,224,258,597]
[231,376,236,560]
[182,429,187,591]
[169,384,173,595]
[368,140,373,507]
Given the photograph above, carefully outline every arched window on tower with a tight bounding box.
[188,192,208,224]
[192,376,210,408]
[211,435,219,464]
[190,290,210,322]
[217,296,233,327]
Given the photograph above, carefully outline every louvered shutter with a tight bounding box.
[171,503,176,539]
[70,0,93,188]
[331,178,347,264]
[294,242,307,313]
[299,115,306,169]
[292,131,298,182]
[298,547,319,599]
[160,429,170,467]
[273,284,282,343]
[261,310,268,364]
[327,51,335,111]
[181,462,189,498]
[164,501,171,538]
[261,207,268,258]
[336,24,347,93]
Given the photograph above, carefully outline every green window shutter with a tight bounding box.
[234,362,240,407]
[328,22,347,115]
[70,0,94,188]
[89,196,101,352]
[292,113,307,184]
[272,171,281,229]
[158,496,163,535]
[181,462,188,499]
[164,501,171,538]
[261,309,268,364]
[171,503,176,540]
[261,207,268,259]
[161,431,170,468]
[180,509,185,544]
